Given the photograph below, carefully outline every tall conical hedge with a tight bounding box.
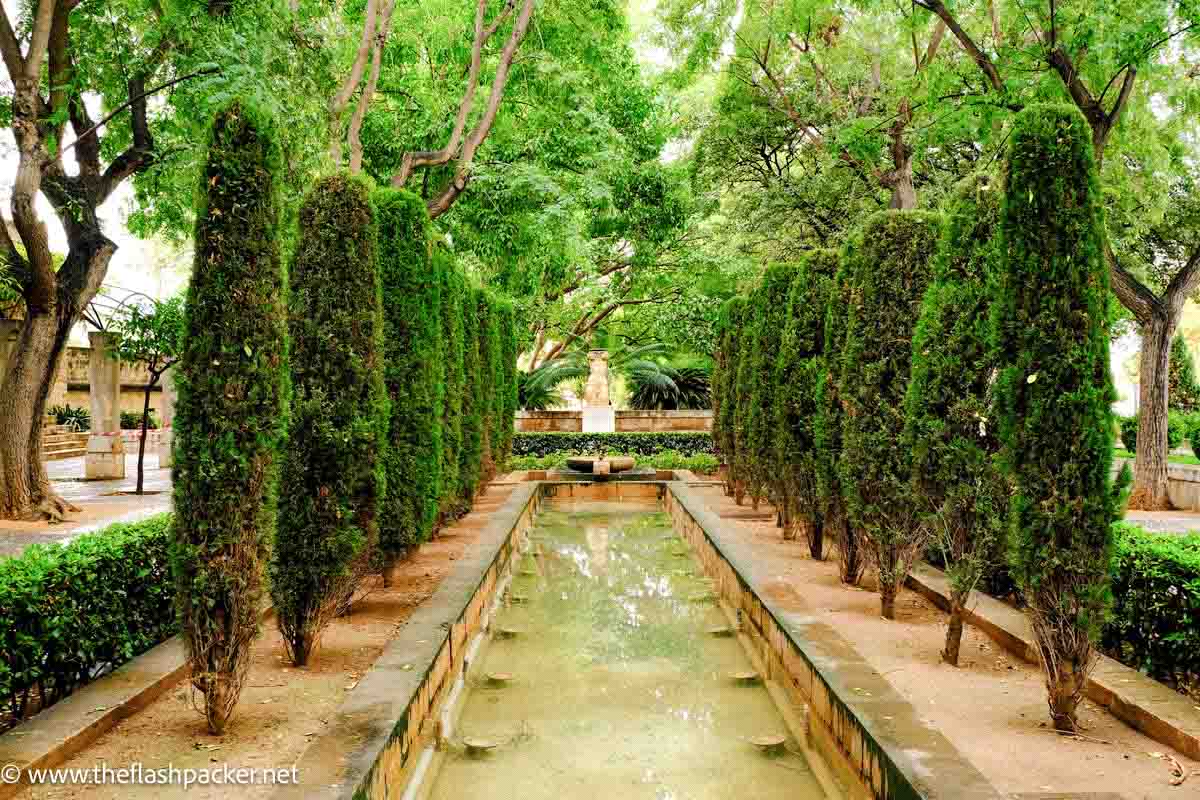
[815,253,863,584]
[270,173,387,666]
[837,209,941,619]
[458,285,484,508]
[375,189,444,558]
[478,290,504,484]
[437,250,466,518]
[746,263,800,525]
[992,104,1127,731]
[902,174,1007,665]
[713,296,745,495]
[775,250,838,559]
[172,101,287,734]
[497,299,519,462]
[733,291,764,506]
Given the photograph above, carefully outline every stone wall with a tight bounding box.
[515,409,713,433]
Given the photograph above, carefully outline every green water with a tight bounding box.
[426,499,834,800]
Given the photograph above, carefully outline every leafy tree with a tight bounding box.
[992,105,1127,731]
[1168,335,1200,412]
[745,263,800,526]
[902,175,1007,665]
[109,296,186,495]
[838,210,941,619]
[438,251,467,519]
[270,174,387,667]
[376,189,443,560]
[775,250,839,560]
[171,102,287,735]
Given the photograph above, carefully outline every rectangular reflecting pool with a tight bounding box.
[424,498,843,800]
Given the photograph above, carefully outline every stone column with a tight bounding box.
[157,367,176,468]
[0,318,18,379]
[85,331,125,479]
[581,349,615,433]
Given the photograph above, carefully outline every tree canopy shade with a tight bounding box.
[775,250,839,559]
[270,173,387,667]
[837,209,941,619]
[171,101,287,735]
[376,189,444,560]
[902,174,1007,665]
[993,105,1127,731]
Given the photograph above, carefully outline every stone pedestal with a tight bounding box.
[88,331,121,433]
[157,428,174,469]
[582,405,616,433]
[85,435,126,480]
[160,368,177,427]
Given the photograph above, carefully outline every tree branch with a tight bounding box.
[914,0,1004,92]
[348,0,397,174]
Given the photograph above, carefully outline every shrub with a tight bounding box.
[1169,335,1200,412]
[376,189,444,557]
[746,263,800,519]
[903,174,1008,665]
[270,174,388,666]
[172,100,288,734]
[1119,415,1138,452]
[49,404,90,430]
[815,250,862,584]
[438,251,466,518]
[513,431,714,457]
[1103,525,1200,694]
[838,209,941,619]
[775,250,838,559]
[0,514,175,730]
[458,285,484,509]
[1120,412,1186,455]
[120,409,159,430]
[505,449,719,474]
[992,104,1127,731]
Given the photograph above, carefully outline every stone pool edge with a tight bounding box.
[665,483,1002,800]
[273,482,540,800]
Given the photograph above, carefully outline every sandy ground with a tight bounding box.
[691,485,1200,800]
[17,485,514,800]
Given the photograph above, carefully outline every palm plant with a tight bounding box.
[628,363,712,410]
[519,342,689,410]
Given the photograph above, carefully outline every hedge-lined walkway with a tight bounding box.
[686,484,1197,796]
[0,456,171,558]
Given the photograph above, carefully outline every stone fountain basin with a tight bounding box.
[565,456,635,474]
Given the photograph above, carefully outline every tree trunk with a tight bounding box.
[137,380,155,495]
[0,309,79,520]
[942,591,965,666]
[1128,317,1173,510]
[807,517,824,561]
[835,514,863,585]
[1047,661,1086,732]
[880,584,896,620]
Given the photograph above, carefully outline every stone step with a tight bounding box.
[44,446,86,461]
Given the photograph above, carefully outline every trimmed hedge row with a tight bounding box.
[1,514,176,730]
[513,431,714,457]
[1104,525,1200,692]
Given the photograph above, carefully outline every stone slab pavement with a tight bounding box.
[0,453,172,559]
[1123,508,1200,535]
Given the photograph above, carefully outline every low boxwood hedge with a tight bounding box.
[1104,524,1200,694]
[513,431,714,457]
[0,514,176,729]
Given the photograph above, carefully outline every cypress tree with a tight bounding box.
[746,263,800,529]
[458,285,484,509]
[993,104,1127,731]
[733,290,764,506]
[375,189,444,559]
[902,174,1007,665]
[478,291,505,484]
[438,251,466,518]
[838,210,941,619]
[172,101,287,734]
[497,299,519,462]
[815,255,863,584]
[775,250,839,559]
[713,297,745,496]
[269,174,387,666]
[1168,334,1200,412]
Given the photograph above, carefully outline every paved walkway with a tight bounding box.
[1123,508,1200,535]
[0,454,172,559]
